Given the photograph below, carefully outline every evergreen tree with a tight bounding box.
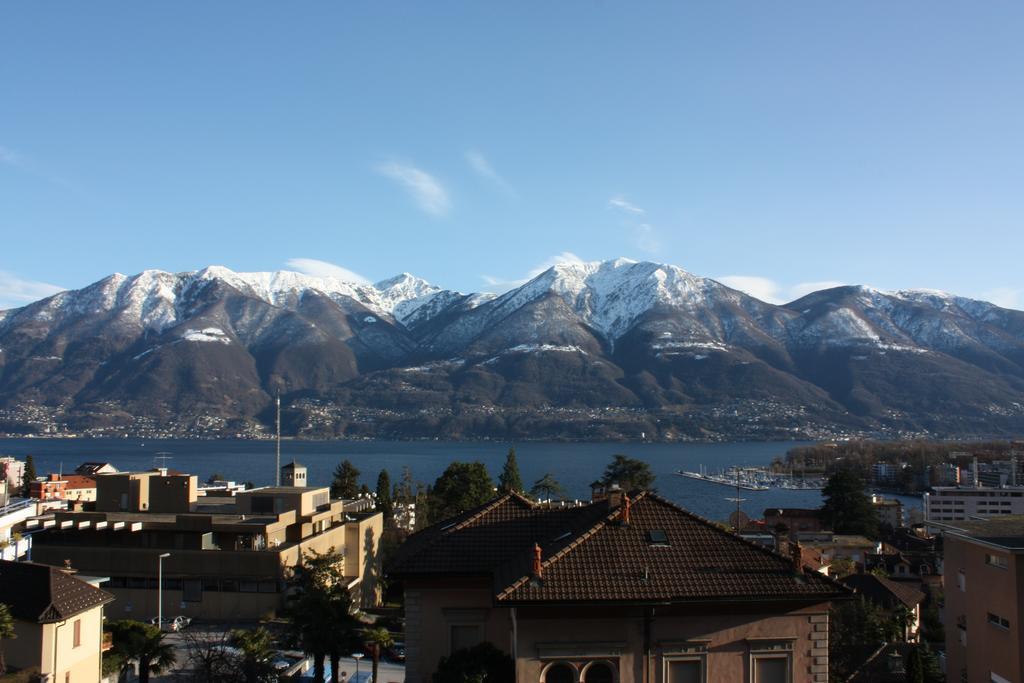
[21,455,36,497]
[330,459,360,499]
[821,469,879,537]
[376,469,393,520]
[602,454,655,491]
[428,462,494,524]
[530,473,564,500]
[497,447,524,494]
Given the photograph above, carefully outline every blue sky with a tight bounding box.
[1,2,1022,310]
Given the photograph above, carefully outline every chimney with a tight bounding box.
[49,473,60,481]
[622,495,631,525]
[590,481,607,503]
[60,559,77,574]
[788,541,803,574]
[532,543,543,580]
[607,484,623,510]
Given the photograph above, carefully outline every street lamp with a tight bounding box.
[157,553,171,630]
[352,653,364,681]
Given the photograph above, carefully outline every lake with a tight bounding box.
[0,438,922,523]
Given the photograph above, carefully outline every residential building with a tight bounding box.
[763,507,825,538]
[64,475,97,503]
[840,572,925,642]
[281,461,307,487]
[871,495,905,528]
[0,559,114,683]
[27,468,383,619]
[1,496,36,560]
[75,462,118,476]
[872,462,902,484]
[801,535,878,566]
[30,474,68,501]
[924,486,1024,521]
[391,490,849,683]
[933,516,1024,683]
[930,462,961,486]
[0,456,25,492]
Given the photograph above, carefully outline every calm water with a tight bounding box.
[0,438,921,523]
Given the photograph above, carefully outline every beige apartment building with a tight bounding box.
[935,516,1024,683]
[391,489,850,683]
[0,560,114,683]
[28,468,383,619]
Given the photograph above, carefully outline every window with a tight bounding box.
[986,553,1009,569]
[987,613,1010,630]
[73,619,81,648]
[183,579,202,602]
[544,663,575,683]
[582,662,614,683]
[647,530,669,546]
[957,569,966,591]
[665,660,701,683]
[752,657,788,683]
[450,624,481,654]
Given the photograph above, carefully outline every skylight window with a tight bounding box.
[647,530,669,546]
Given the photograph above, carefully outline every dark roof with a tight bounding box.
[282,461,305,469]
[841,573,924,609]
[0,560,114,623]
[392,492,849,606]
[932,515,1024,550]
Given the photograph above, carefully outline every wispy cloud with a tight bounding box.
[982,287,1021,310]
[285,258,370,284]
[609,196,645,214]
[374,161,450,216]
[717,275,846,305]
[0,271,65,310]
[465,149,515,197]
[481,251,586,292]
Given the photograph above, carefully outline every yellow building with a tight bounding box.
[0,560,114,683]
[27,471,383,619]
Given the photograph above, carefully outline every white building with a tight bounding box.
[924,486,1024,521]
[871,494,905,528]
[0,456,25,492]
[0,498,37,561]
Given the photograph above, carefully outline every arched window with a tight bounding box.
[582,661,615,683]
[544,663,575,683]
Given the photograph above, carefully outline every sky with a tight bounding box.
[1,2,1022,310]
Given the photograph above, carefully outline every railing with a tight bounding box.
[0,499,35,517]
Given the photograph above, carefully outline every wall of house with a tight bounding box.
[20,605,107,683]
[403,583,831,683]
[943,537,1022,682]
[515,604,829,683]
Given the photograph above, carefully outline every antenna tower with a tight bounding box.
[275,394,281,486]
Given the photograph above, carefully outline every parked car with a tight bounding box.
[386,641,405,662]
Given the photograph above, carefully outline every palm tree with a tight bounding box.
[0,602,16,676]
[363,627,393,683]
[109,620,176,683]
[230,627,278,683]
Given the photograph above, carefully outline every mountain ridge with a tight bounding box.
[1,259,1022,441]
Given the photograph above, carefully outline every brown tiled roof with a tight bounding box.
[391,492,849,606]
[0,560,114,623]
[841,573,925,609]
[63,475,96,490]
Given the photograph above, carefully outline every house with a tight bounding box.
[390,490,849,683]
[0,559,114,683]
[870,495,905,529]
[27,466,384,619]
[840,573,925,642]
[763,508,825,538]
[933,515,1024,683]
[63,476,97,503]
[74,463,117,477]
[0,456,25,492]
[30,474,68,501]
[1,497,37,561]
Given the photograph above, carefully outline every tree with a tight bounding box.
[497,447,523,494]
[363,627,393,683]
[230,627,278,683]
[21,455,36,497]
[820,469,879,537]
[207,473,225,485]
[109,620,176,683]
[330,460,360,499]
[529,473,564,501]
[376,470,393,520]
[602,454,655,491]
[287,548,360,683]
[829,597,887,681]
[0,602,15,675]
[427,462,494,524]
[181,630,235,683]
[904,643,942,683]
[432,642,514,683]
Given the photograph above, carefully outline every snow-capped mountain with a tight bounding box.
[1,260,1022,440]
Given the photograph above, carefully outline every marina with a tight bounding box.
[676,464,826,492]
